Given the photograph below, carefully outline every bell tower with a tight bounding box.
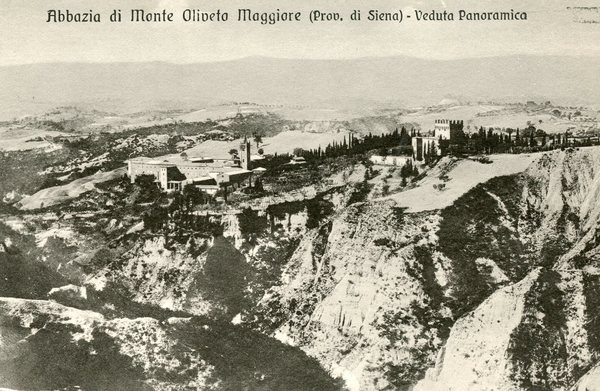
[240,136,251,170]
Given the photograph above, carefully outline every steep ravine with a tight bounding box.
[254,147,600,390]
[90,187,352,320]
[0,200,352,390]
[4,148,600,390]
[0,297,345,391]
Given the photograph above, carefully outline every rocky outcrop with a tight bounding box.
[414,268,536,391]
[7,147,600,390]
[254,201,451,390]
[94,193,343,320]
[416,265,600,391]
[48,284,88,308]
[0,297,344,390]
[254,148,600,390]
[574,363,600,391]
[91,235,217,316]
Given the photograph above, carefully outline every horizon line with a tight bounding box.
[2,53,600,67]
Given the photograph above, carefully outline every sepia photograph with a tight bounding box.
[1,0,600,390]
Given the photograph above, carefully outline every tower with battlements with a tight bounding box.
[434,119,464,140]
[412,119,464,161]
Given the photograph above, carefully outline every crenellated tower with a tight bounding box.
[434,119,464,140]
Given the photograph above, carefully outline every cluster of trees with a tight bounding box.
[380,160,420,195]
[228,133,265,162]
[444,126,593,155]
[282,124,600,163]
[141,181,218,235]
[288,124,600,163]
[294,127,413,161]
[399,160,419,183]
[421,142,439,165]
[132,174,163,203]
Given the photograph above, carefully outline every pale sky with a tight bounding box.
[2,0,600,65]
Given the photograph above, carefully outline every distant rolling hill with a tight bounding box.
[1,55,599,119]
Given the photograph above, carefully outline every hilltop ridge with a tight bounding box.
[1,55,599,119]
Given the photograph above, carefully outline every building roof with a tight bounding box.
[287,156,307,165]
[225,169,252,176]
[189,157,215,163]
[226,169,253,183]
[191,177,218,186]
[127,157,176,166]
[413,135,438,140]
[130,155,237,168]
[166,166,187,182]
